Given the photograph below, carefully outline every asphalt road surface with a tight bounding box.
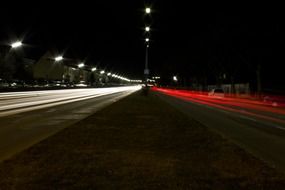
[153,88,285,173]
[0,86,140,161]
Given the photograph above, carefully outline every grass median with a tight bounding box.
[0,91,285,189]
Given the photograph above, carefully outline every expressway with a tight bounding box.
[153,87,285,172]
[0,86,141,161]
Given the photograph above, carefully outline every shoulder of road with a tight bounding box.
[0,90,285,189]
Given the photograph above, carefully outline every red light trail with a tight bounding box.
[152,87,285,126]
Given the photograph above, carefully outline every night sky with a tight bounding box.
[1,2,285,91]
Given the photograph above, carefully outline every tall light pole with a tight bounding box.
[144,36,151,89]
[144,39,149,85]
[78,63,85,83]
[142,7,152,92]
[1,41,24,81]
[54,56,64,83]
[144,25,150,89]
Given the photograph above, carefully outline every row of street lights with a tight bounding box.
[143,7,178,85]
[54,55,135,83]
[143,6,152,87]
[8,41,140,83]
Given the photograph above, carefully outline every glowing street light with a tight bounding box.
[55,56,63,62]
[78,63,84,68]
[107,73,111,76]
[100,70,105,74]
[145,38,149,42]
[173,76,178,82]
[145,7,151,14]
[11,41,22,48]
[145,26,150,32]
[91,67,97,71]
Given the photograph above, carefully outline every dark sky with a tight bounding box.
[1,2,285,89]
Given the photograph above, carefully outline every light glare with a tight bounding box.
[11,41,22,48]
[55,56,63,62]
[146,8,151,14]
[78,63,84,68]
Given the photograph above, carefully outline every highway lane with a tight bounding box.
[0,86,141,161]
[153,88,285,172]
[0,86,141,117]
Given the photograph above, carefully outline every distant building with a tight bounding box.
[17,58,35,80]
[33,52,64,81]
[33,51,91,84]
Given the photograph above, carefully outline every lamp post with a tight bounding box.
[144,26,150,89]
[0,41,23,81]
[173,75,178,88]
[144,40,149,87]
[53,56,64,83]
[78,63,85,83]
[142,7,152,94]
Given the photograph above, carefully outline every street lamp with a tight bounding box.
[145,26,150,32]
[173,76,178,82]
[78,63,84,68]
[100,70,105,74]
[91,67,96,71]
[55,56,63,62]
[145,38,149,42]
[11,41,22,48]
[145,7,151,14]
[107,72,111,76]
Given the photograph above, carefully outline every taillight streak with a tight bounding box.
[152,87,285,126]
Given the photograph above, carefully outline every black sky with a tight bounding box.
[1,2,285,89]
